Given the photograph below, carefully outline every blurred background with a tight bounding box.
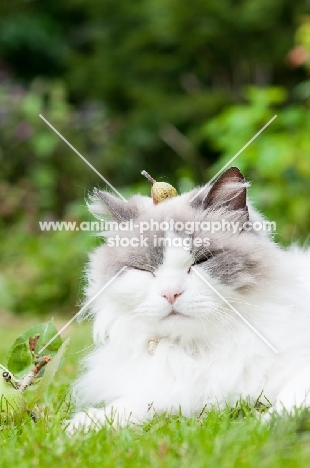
[1,0,310,319]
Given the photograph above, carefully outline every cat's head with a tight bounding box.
[86,168,278,343]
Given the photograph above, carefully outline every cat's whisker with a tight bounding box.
[224,298,262,308]
[213,308,240,331]
[193,305,232,339]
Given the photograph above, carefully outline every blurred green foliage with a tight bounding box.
[0,225,96,316]
[0,79,113,220]
[0,1,310,315]
[204,86,310,244]
[0,0,308,186]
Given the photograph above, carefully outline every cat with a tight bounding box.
[67,167,310,433]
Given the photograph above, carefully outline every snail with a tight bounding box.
[141,170,178,204]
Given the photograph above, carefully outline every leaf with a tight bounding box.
[6,320,63,378]
[7,343,33,378]
[36,319,63,355]
[27,338,70,407]
[7,323,46,355]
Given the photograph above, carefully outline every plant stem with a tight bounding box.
[141,170,156,184]
[18,356,51,393]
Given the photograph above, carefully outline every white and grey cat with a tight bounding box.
[67,167,310,433]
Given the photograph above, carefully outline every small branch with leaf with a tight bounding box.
[0,320,70,426]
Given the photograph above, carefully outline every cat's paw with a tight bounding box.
[65,403,139,435]
[65,408,107,435]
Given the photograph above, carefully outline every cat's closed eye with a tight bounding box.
[193,254,212,266]
[188,252,213,273]
[131,266,155,277]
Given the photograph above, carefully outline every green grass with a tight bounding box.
[1,315,310,468]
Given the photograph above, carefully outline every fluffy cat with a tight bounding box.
[67,167,310,433]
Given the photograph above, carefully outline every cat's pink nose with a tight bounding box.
[162,291,183,304]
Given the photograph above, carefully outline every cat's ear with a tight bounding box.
[202,167,249,215]
[88,189,139,221]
